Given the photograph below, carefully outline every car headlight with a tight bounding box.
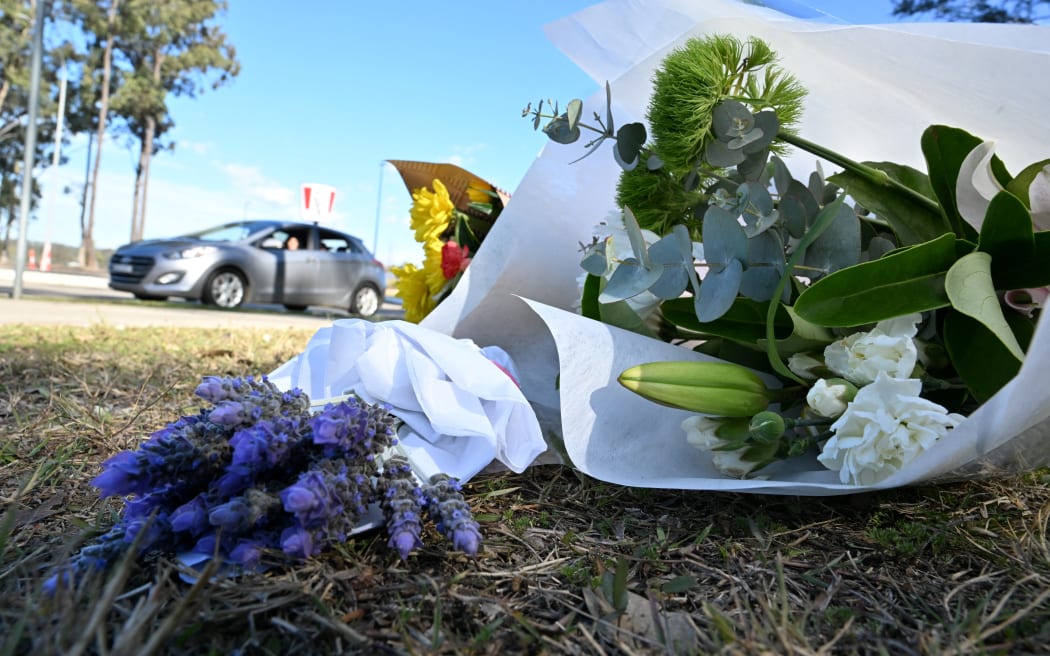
[163,246,216,260]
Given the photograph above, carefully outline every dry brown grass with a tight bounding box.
[1,322,1048,655]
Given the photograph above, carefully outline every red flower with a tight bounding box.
[440,241,471,280]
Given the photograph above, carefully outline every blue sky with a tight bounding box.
[34,0,904,267]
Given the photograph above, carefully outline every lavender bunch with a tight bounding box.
[424,474,484,556]
[376,456,426,559]
[47,374,483,592]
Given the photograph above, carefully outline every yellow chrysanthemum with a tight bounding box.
[390,262,436,323]
[410,179,455,244]
[421,239,447,295]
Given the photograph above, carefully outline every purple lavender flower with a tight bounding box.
[170,495,210,535]
[208,488,279,534]
[425,474,483,557]
[91,451,148,498]
[280,526,320,558]
[280,470,336,527]
[229,538,268,569]
[377,457,426,559]
[309,398,398,459]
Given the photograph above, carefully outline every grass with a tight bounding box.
[1,323,1048,654]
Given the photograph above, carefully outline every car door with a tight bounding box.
[266,226,323,305]
[313,228,366,307]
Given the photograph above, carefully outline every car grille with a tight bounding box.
[109,254,155,283]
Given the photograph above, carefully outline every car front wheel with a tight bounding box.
[203,269,247,308]
[351,283,380,318]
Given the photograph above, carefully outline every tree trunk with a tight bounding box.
[130,49,163,242]
[128,117,153,242]
[83,0,120,269]
[136,115,155,241]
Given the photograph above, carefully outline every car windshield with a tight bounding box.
[182,221,274,242]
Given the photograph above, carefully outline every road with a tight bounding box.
[0,266,403,329]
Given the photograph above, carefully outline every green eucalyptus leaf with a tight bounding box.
[705,139,746,167]
[780,179,818,239]
[740,230,786,301]
[703,206,748,265]
[712,100,753,140]
[623,207,652,269]
[802,200,861,279]
[647,227,693,300]
[744,111,779,154]
[695,259,744,322]
[942,310,1022,403]
[771,154,792,197]
[793,233,957,327]
[543,114,581,145]
[599,259,661,303]
[580,244,609,276]
[615,122,647,170]
[921,125,1000,241]
[944,251,1024,361]
[828,162,948,246]
[566,99,583,132]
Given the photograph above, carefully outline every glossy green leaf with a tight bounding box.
[992,231,1050,290]
[945,251,1024,361]
[793,233,957,327]
[1004,158,1050,209]
[921,125,1004,241]
[942,310,1022,403]
[828,161,948,246]
[581,273,601,321]
[662,296,793,344]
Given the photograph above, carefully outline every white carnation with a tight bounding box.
[824,313,922,385]
[806,378,856,418]
[817,372,965,485]
[681,415,758,478]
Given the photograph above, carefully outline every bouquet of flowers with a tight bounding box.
[47,375,483,592]
[526,33,1050,486]
[387,160,509,323]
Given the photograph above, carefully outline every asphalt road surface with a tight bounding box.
[0,267,403,329]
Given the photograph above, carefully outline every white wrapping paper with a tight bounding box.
[268,319,547,482]
[408,0,1050,494]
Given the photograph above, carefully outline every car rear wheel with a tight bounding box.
[351,283,380,317]
[203,269,247,308]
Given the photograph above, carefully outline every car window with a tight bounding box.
[186,221,273,242]
[318,228,353,253]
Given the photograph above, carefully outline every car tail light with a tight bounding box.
[372,258,384,269]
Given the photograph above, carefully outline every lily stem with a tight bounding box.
[777,131,942,215]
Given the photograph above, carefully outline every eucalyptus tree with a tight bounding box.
[111,0,239,243]
[67,0,121,269]
[892,0,1050,22]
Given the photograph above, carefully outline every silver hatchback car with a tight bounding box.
[108,220,386,316]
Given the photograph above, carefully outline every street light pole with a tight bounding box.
[11,0,46,299]
[373,160,385,255]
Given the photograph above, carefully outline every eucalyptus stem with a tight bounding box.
[777,131,942,215]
